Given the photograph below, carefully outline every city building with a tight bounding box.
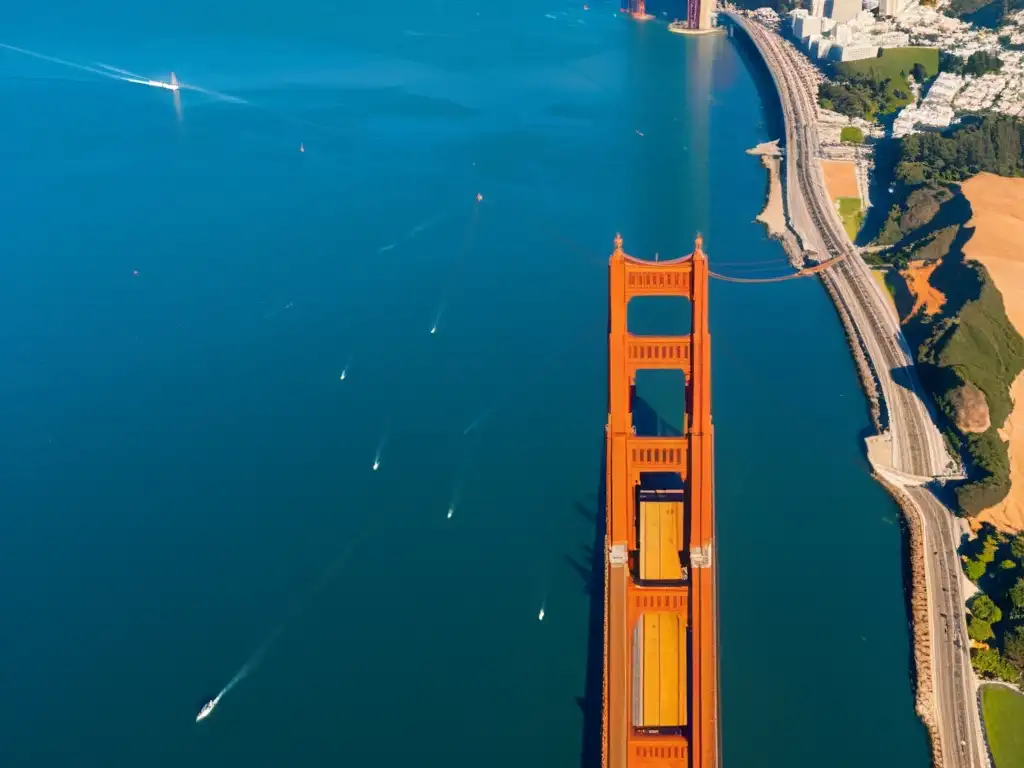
[686,0,715,29]
[827,0,861,23]
[892,72,964,137]
[878,0,908,18]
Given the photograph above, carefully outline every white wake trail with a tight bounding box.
[0,43,138,83]
[178,82,248,104]
[217,625,282,700]
[95,62,146,79]
[201,530,372,719]
[96,62,244,103]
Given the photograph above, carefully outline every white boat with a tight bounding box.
[146,79,180,91]
[196,696,220,722]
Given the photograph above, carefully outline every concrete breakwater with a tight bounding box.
[875,475,944,768]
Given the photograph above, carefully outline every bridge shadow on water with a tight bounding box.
[574,431,606,768]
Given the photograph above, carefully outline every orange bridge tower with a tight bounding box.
[626,0,654,19]
[602,234,719,768]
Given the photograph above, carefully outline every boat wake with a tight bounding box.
[196,529,374,723]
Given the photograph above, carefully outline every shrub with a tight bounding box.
[841,126,865,143]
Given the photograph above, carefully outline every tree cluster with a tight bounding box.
[945,0,996,16]
[942,50,1005,77]
[897,115,1024,185]
[819,74,895,121]
[964,528,1024,683]
[918,277,1024,515]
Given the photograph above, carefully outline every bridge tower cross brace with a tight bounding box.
[605,234,718,768]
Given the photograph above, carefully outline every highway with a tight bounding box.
[906,485,987,768]
[724,10,988,768]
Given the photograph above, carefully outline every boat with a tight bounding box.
[146,78,180,91]
[196,696,220,722]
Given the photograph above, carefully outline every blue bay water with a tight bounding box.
[0,2,929,766]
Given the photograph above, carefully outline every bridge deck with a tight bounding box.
[603,235,718,768]
[640,501,684,581]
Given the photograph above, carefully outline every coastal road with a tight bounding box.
[724,11,986,768]
[731,14,951,481]
[907,486,987,768]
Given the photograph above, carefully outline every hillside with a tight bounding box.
[872,117,1024,518]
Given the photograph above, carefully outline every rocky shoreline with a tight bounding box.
[818,267,883,431]
[817,262,945,764]
[874,474,944,768]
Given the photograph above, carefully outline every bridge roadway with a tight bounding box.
[603,236,718,768]
[724,10,987,768]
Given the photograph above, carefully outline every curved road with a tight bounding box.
[725,10,987,768]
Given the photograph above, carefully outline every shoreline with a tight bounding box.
[727,10,983,764]
[741,66,956,768]
[873,474,943,766]
[748,140,805,269]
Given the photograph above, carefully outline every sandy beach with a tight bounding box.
[747,140,788,236]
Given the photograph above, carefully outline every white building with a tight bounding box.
[877,31,910,47]
[878,0,908,18]
[838,42,881,60]
[792,10,824,39]
[827,0,861,23]
[892,72,964,137]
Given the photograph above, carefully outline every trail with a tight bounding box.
[0,44,241,106]
[94,62,145,79]
[429,196,485,331]
[205,528,373,717]
[96,61,245,104]
[5,43,400,168]
[0,43,144,84]
[373,420,390,471]
[462,408,493,436]
[378,208,452,254]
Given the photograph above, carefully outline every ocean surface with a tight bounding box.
[0,1,930,766]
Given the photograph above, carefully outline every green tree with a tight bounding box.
[911,62,928,82]
[1011,534,1024,560]
[898,162,928,186]
[970,594,1003,624]
[1005,625,1024,668]
[969,616,995,642]
[841,126,865,143]
[963,50,1003,76]
[1010,578,1024,615]
[979,535,1000,564]
[972,647,1022,682]
[965,558,987,582]
[1001,559,1017,570]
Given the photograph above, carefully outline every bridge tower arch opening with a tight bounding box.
[604,234,718,768]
